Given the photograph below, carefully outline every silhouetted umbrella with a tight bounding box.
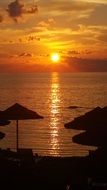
[71,107,107,147]
[72,126,107,147]
[0,119,10,126]
[0,131,5,139]
[65,107,107,130]
[0,103,44,151]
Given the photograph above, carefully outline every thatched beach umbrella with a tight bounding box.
[71,107,107,147]
[72,127,107,147]
[0,120,10,126]
[0,111,10,141]
[0,110,10,126]
[0,131,5,139]
[65,107,107,130]
[0,103,44,151]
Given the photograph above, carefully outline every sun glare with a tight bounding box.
[51,53,60,63]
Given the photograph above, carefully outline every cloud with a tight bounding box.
[26,5,38,14]
[38,18,55,28]
[0,14,3,22]
[7,0,24,21]
[0,52,10,58]
[27,35,40,42]
[76,4,107,26]
[19,52,33,57]
[67,50,92,55]
[39,0,94,12]
[7,0,38,22]
[82,0,107,4]
[98,29,107,42]
[99,34,107,42]
[68,50,80,55]
[65,56,107,72]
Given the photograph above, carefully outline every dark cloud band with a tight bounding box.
[7,0,38,22]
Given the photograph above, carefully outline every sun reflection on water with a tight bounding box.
[49,72,61,156]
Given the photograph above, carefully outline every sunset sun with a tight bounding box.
[51,53,60,63]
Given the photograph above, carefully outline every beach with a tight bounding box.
[0,147,107,190]
[0,148,88,189]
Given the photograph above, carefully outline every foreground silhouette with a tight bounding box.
[0,106,107,189]
[65,106,107,189]
[65,106,107,130]
[0,148,87,190]
[0,103,44,151]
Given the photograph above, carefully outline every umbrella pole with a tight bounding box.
[16,120,18,152]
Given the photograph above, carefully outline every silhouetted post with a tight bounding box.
[16,120,18,151]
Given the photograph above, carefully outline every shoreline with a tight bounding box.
[0,147,107,189]
[0,148,88,189]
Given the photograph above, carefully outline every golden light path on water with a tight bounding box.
[0,73,101,156]
[49,73,61,156]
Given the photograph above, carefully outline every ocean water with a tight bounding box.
[0,72,107,157]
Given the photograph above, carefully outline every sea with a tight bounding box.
[0,72,107,157]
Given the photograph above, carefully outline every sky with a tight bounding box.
[0,0,107,72]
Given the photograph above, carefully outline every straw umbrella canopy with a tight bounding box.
[71,107,107,147]
[0,120,10,126]
[0,131,5,139]
[0,110,10,126]
[64,106,107,130]
[72,126,107,177]
[0,111,9,141]
[0,103,44,151]
[70,107,107,177]
[72,129,107,147]
[72,109,107,147]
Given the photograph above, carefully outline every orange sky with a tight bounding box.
[0,0,107,72]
